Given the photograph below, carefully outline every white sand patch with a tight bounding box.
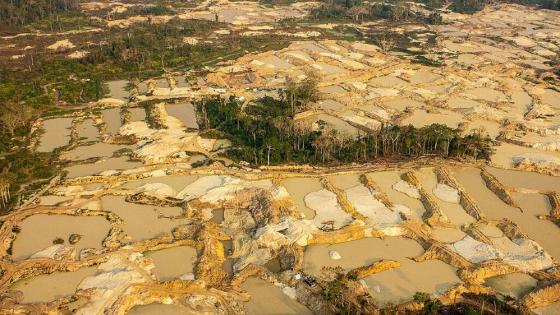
[531,140,560,152]
[183,37,199,45]
[329,250,342,260]
[76,254,147,315]
[513,153,560,171]
[47,39,75,51]
[136,183,176,199]
[305,189,353,230]
[344,185,402,233]
[176,175,288,204]
[67,50,89,59]
[491,236,553,272]
[433,184,460,203]
[451,236,500,263]
[392,180,420,199]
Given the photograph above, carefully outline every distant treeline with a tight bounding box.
[311,0,558,20]
[0,0,79,30]
[195,96,494,166]
[452,0,560,13]
[311,0,443,24]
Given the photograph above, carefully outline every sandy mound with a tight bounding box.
[47,39,76,51]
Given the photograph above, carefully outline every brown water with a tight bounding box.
[61,143,135,161]
[127,304,192,315]
[431,227,467,243]
[490,142,560,169]
[452,167,560,259]
[120,175,199,192]
[367,171,425,219]
[280,177,323,219]
[146,246,197,281]
[10,266,98,303]
[513,192,560,259]
[107,80,129,100]
[533,302,560,315]
[415,168,475,226]
[165,103,198,129]
[485,273,537,299]
[327,173,361,191]
[65,156,143,178]
[76,119,99,142]
[101,108,122,134]
[38,195,73,206]
[129,107,146,122]
[401,109,464,129]
[37,118,73,152]
[241,277,312,315]
[12,214,110,261]
[305,113,359,138]
[383,98,424,112]
[101,195,188,241]
[303,237,460,305]
[409,71,442,84]
[486,167,560,192]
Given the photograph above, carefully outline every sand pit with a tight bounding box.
[485,273,537,299]
[101,108,122,134]
[76,119,99,142]
[392,180,420,199]
[107,80,129,101]
[37,118,73,152]
[344,184,402,232]
[491,142,560,170]
[304,113,360,137]
[127,303,192,315]
[281,177,322,219]
[12,214,110,261]
[370,171,425,219]
[486,167,560,192]
[401,109,463,129]
[120,175,199,192]
[431,227,466,243]
[61,143,135,161]
[382,97,424,112]
[415,168,474,226]
[165,103,198,129]
[147,246,197,281]
[305,189,353,229]
[408,71,442,84]
[101,195,188,241]
[241,277,312,315]
[304,237,460,305]
[433,184,460,204]
[462,87,507,103]
[64,156,143,178]
[10,266,98,303]
[453,167,560,259]
[128,108,146,122]
[369,76,408,88]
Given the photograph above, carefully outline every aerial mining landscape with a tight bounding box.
[0,0,560,314]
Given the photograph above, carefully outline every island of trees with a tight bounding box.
[195,85,494,166]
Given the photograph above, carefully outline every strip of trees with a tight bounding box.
[310,0,443,24]
[0,0,79,31]
[195,95,494,166]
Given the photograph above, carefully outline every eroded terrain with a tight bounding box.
[1,1,560,314]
